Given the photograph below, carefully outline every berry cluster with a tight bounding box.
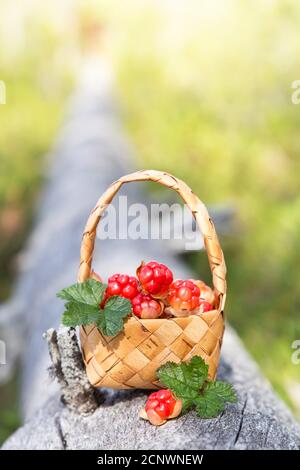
[93,260,216,319]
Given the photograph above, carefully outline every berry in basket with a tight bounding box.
[106,274,139,300]
[199,300,214,313]
[192,279,216,305]
[137,261,173,297]
[132,293,164,319]
[166,279,201,317]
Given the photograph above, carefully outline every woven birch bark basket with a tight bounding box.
[79,170,227,389]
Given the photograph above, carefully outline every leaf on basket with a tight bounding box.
[57,279,107,306]
[96,296,132,337]
[157,356,237,418]
[57,280,132,335]
[61,301,100,327]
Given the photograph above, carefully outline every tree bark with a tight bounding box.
[44,327,100,414]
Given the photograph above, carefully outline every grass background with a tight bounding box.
[0,0,300,443]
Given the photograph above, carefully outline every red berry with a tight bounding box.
[155,402,171,419]
[145,390,176,417]
[145,398,159,411]
[156,389,172,400]
[192,279,216,305]
[168,279,200,311]
[132,293,163,319]
[137,261,173,296]
[141,389,183,426]
[199,300,214,313]
[106,274,139,300]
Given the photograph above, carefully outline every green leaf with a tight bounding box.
[157,355,208,404]
[96,296,132,336]
[157,355,237,419]
[57,279,131,335]
[57,279,107,306]
[195,381,237,418]
[62,301,100,327]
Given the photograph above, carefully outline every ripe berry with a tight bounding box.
[140,389,182,426]
[106,274,139,300]
[132,293,163,319]
[192,279,216,306]
[199,300,214,313]
[168,279,200,311]
[137,261,173,297]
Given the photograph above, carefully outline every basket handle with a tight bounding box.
[78,170,227,311]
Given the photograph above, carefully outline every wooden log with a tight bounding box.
[2,325,300,450]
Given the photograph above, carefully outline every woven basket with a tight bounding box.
[79,170,227,389]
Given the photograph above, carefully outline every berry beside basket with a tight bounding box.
[78,170,227,390]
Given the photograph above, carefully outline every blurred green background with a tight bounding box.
[0,0,300,443]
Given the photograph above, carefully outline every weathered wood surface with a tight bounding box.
[3,325,300,450]
[1,61,300,450]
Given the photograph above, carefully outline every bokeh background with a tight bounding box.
[1,0,300,442]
